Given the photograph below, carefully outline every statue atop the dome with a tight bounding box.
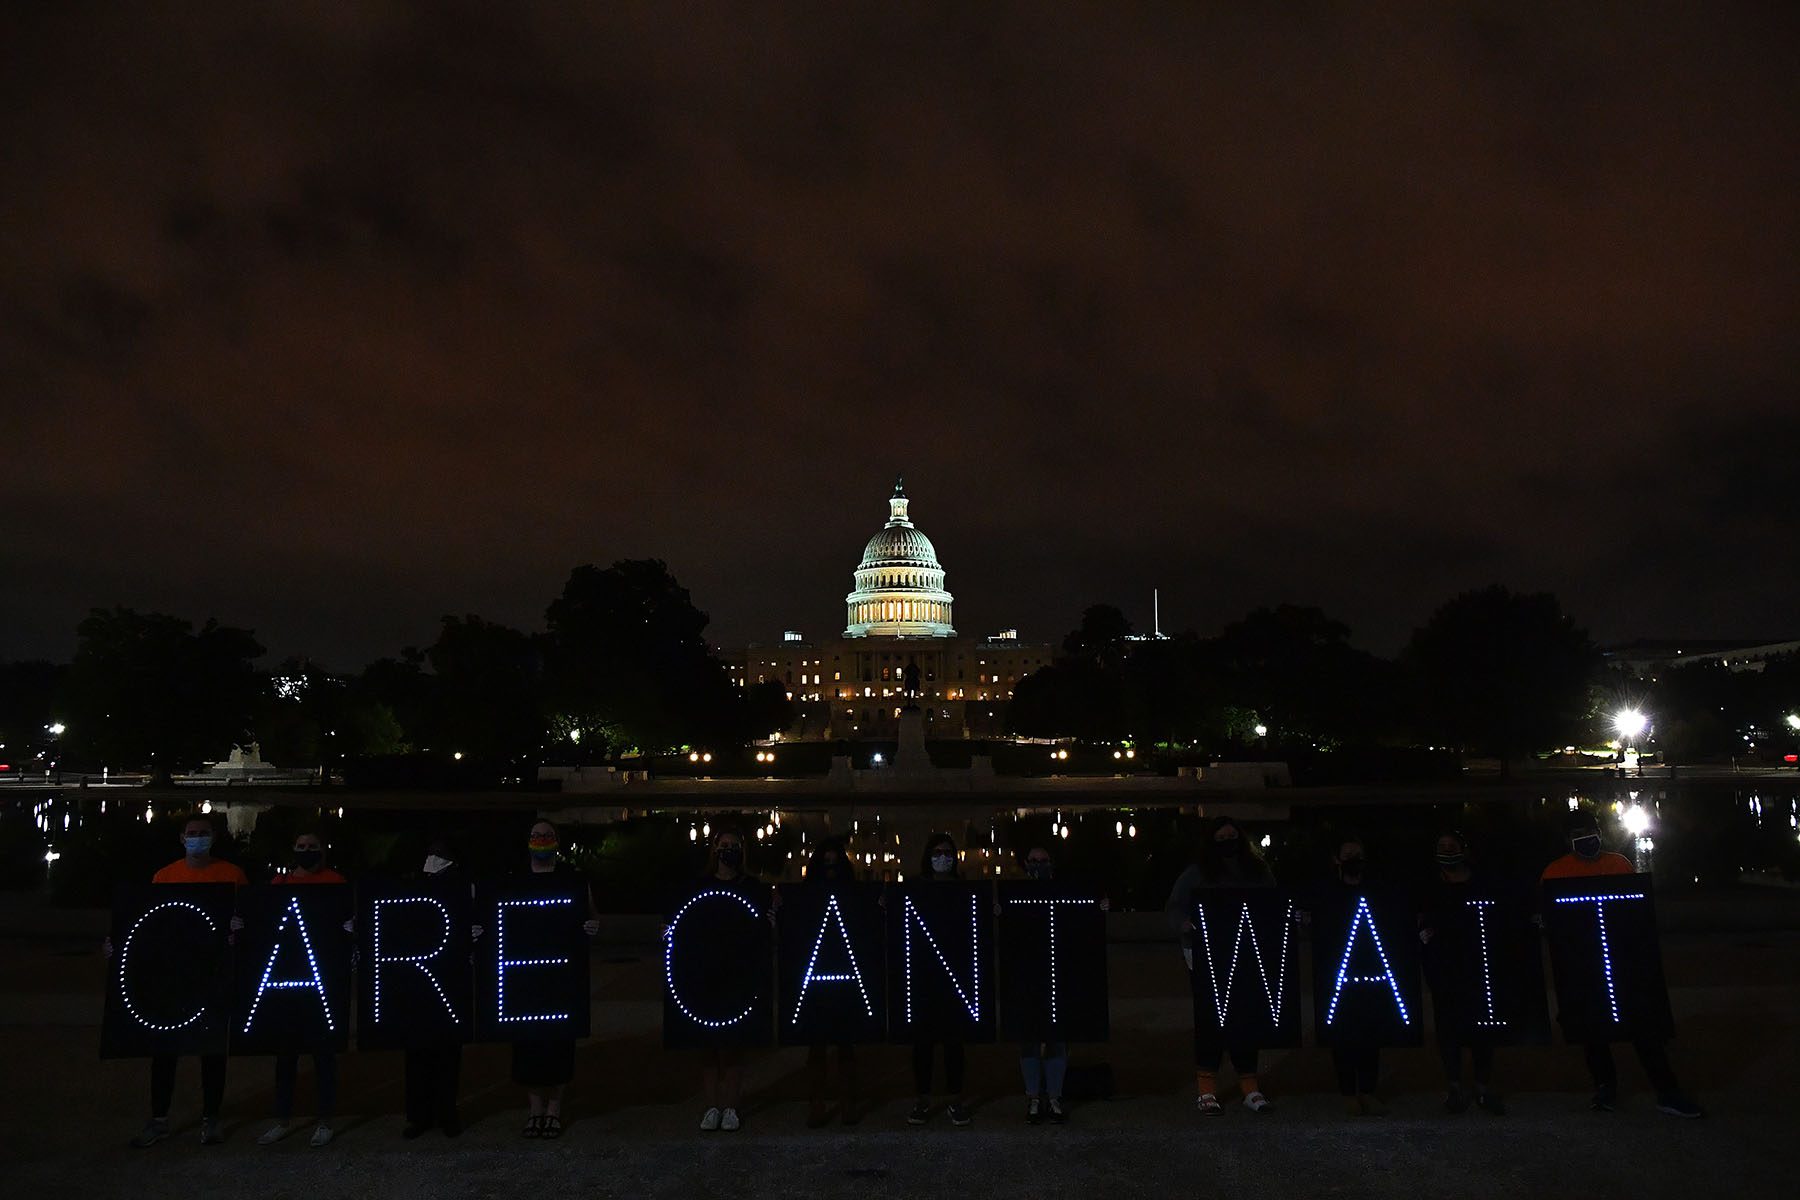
[901,657,922,707]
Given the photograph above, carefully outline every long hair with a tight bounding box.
[807,836,855,883]
[918,831,959,879]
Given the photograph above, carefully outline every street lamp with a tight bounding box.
[1786,714,1800,732]
[1612,709,1648,740]
[1253,723,1268,738]
[46,723,66,737]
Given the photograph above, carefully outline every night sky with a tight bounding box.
[2,3,1795,667]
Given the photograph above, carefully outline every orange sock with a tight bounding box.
[1240,1073,1261,1096]
[1196,1070,1218,1097]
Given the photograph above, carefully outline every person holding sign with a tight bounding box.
[796,839,861,1128]
[1542,813,1701,1118]
[1164,818,1275,1115]
[906,833,975,1128]
[509,820,600,1140]
[1321,837,1390,1116]
[1418,831,1506,1116]
[687,828,768,1133]
[402,838,472,1139]
[252,830,349,1148]
[115,813,247,1148]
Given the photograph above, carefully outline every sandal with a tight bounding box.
[522,1115,543,1138]
[540,1115,563,1139]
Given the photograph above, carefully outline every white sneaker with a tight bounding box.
[1243,1091,1272,1113]
[309,1124,334,1148]
[720,1108,741,1132]
[699,1107,722,1131]
[256,1122,294,1146]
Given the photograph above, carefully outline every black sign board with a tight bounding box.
[1189,887,1302,1049]
[997,882,1109,1043]
[1421,885,1550,1045]
[662,882,773,1048]
[473,877,591,1042]
[886,883,995,1043]
[232,885,353,1054]
[1311,886,1424,1047]
[777,883,887,1046]
[356,880,473,1049]
[1542,873,1674,1043]
[102,884,236,1059]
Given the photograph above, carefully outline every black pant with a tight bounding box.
[1585,1038,1681,1096]
[1193,1037,1258,1077]
[1437,1037,1495,1087]
[912,1040,965,1096]
[1331,1045,1380,1096]
[150,1054,226,1119]
[274,1051,338,1120]
[403,1043,463,1127]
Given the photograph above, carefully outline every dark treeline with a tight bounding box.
[4,578,1798,779]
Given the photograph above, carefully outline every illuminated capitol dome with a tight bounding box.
[844,478,955,638]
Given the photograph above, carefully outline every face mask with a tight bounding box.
[424,854,452,875]
[1339,857,1364,878]
[183,835,213,856]
[717,847,743,868]
[1215,838,1241,857]
[293,849,323,869]
[930,853,955,875]
[1572,834,1601,859]
[1025,861,1053,880]
[529,839,558,860]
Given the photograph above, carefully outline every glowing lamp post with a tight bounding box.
[1612,708,1648,772]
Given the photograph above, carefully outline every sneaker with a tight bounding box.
[698,1107,722,1132]
[1026,1097,1043,1125]
[720,1108,741,1132]
[1242,1091,1271,1114]
[1590,1084,1617,1112]
[1048,1097,1067,1125]
[947,1104,972,1127]
[1359,1094,1388,1117]
[1197,1092,1223,1116]
[199,1117,224,1145]
[1656,1095,1704,1119]
[256,1121,294,1146]
[907,1100,931,1126]
[130,1118,170,1149]
[1477,1090,1506,1117]
[309,1124,334,1148]
[1444,1084,1470,1114]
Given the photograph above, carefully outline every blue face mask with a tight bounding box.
[184,834,213,856]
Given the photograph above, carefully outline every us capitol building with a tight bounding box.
[727,479,1051,740]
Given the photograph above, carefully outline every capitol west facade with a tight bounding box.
[728,480,1050,740]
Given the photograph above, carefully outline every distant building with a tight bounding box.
[726,479,1052,739]
[1604,637,1800,675]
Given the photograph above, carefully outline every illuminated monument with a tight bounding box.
[730,479,1050,740]
[843,479,955,638]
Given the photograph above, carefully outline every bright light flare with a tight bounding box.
[1612,709,1648,740]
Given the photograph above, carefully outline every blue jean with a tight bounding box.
[1020,1041,1068,1097]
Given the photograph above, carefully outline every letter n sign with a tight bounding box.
[473,878,591,1042]
[356,880,474,1049]
[1543,873,1673,1043]
[777,883,887,1046]
[886,883,995,1043]
[997,882,1108,1043]
[232,885,352,1054]
[663,884,773,1048]
[102,884,235,1059]
[1189,888,1300,1048]
[1311,886,1424,1047]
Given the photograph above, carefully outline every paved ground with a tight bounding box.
[3,899,1797,1199]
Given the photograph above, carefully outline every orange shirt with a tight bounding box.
[274,867,347,885]
[152,858,249,886]
[1541,851,1634,881]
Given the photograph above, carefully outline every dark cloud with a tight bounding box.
[0,1,1795,665]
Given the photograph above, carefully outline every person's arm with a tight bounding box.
[1164,865,1197,935]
